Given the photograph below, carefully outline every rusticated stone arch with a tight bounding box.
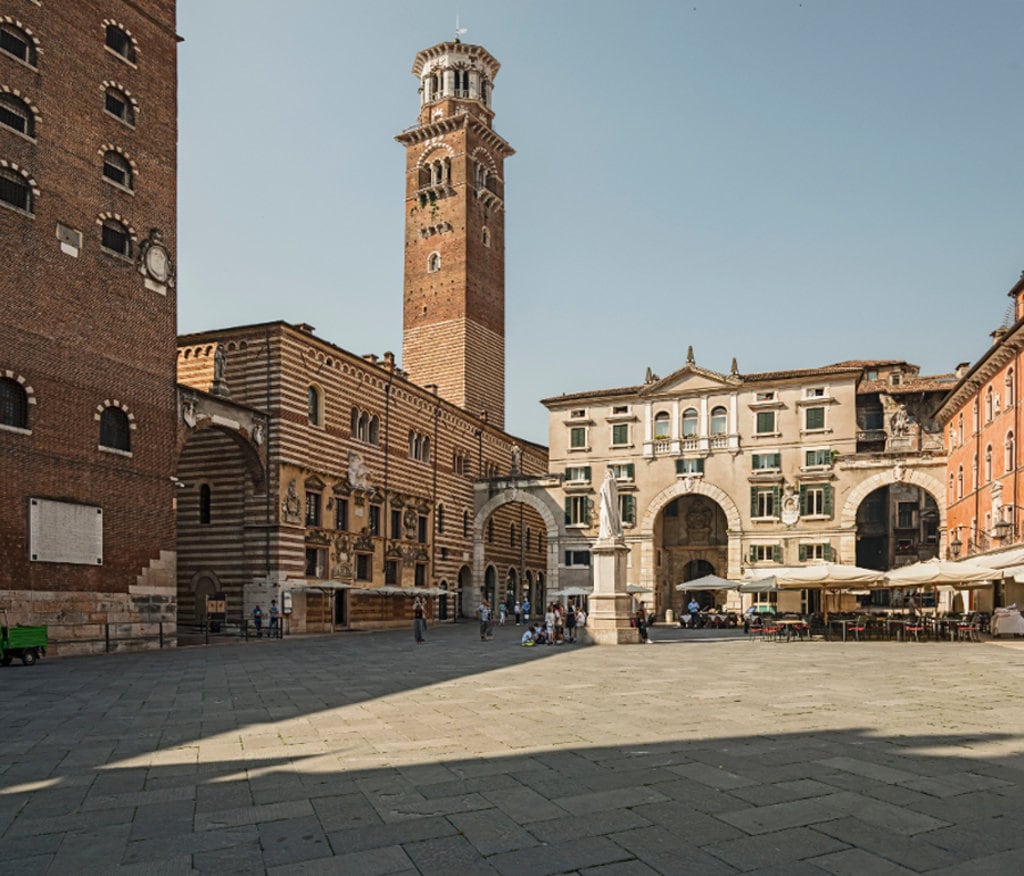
[840,468,947,531]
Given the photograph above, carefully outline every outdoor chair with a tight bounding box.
[904,620,926,641]
[957,613,980,643]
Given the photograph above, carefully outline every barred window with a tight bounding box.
[0,93,33,137]
[104,87,135,126]
[0,165,31,213]
[103,151,133,190]
[0,22,35,66]
[101,218,132,258]
[99,407,130,451]
[105,25,135,63]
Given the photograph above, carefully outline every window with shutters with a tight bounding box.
[676,458,704,476]
[748,544,781,563]
[335,498,348,531]
[569,426,588,450]
[415,564,427,587]
[799,483,833,518]
[751,452,781,472]
[804,448,832,469]
[619,493,635,527]
[804,406,826,431]
[418,515,428,544]
[565,495,590,527]
[305,491,321,527]
[609,463,635,482]
[390,509,401,539]
[305,548,327,578]
[565,465,591,484]
[385,559,399,584]
[368,504,381,537]
[611,422,630,446]
[356,553,372,581]
[751,486,779,519]
[799,543,832,561]
[755,411,776,435]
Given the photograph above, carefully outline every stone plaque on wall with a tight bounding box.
[29,498,103,565]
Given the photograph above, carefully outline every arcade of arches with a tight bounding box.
[656,495,729,617]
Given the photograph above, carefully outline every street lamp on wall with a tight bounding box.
[950,536,963,559]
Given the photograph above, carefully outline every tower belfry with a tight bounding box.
[396,40,514,429]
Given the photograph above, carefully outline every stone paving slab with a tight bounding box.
[4,624,1024,872]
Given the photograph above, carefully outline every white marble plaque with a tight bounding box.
[29,498,103,565]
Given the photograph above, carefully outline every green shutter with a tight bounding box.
[626,463,635,479]
[772,485,781,517]
[564,498,571,525]
[565,467,571,480]
[823,484,833,517]
[799,484,808,516]
[772,544,782,563]
[582,497,590,525]
[772,453,781,468]
[805,450,814,467]
[750,487,758,517]
[749,545,757,563]
[824,543,833,561]
[799,544,807,561]
[622,494,635,524]
[584,466,591,482]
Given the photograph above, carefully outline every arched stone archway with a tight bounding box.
[639,479,744,595]
[840,468,947,531]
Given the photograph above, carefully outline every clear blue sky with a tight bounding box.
[177,1,1024,446]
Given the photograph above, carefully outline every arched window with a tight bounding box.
[463,509,470,538]
[199,484,211,525]
[710,406,727,436]
[104,86,135,126]
[307,386,321,426]
[682,408,698,437]
[487,518,494,543]
[1008,369,1016,407]
[509,523,516,548]
[101,217,132,258]
[0,92,33,137]
[985,444,993,482]
[653,411,670,440]
[368,415,380,445]
[0,165,32,213]
[103,150,133,190]
[972,454,978,490]
[1,21,36,66]
[949,473,954,502]
[351,406,359,436]
[437,504,444,534]
[427,252,441,273]
[99,406,131,452]
[0,377,28,428]
[985,387,994,422]
[105,24,136,63]
[1006,431,1016,474]
[958,413,964,444]
[526,528,532,551]
[957,466,964,499]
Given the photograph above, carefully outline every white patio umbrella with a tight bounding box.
[675,574,742,593]
[885,558,1000,615]
[742,563,886,621]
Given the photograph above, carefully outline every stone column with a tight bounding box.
[584,536,638,645]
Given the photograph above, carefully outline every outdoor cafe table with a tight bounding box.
[774,618,807,641]
[827,617,871,642]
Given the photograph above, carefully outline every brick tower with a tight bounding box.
[0,1,179,652]
[396,40,513,429]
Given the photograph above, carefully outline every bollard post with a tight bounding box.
[105,623,110,653]
[244,619,248,641]
[159,621,164,648]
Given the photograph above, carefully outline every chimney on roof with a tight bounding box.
[363,353,378,364]
[383,351,396,369]
[955,362,970,378]
[992,326,1008,346]
[295,323,316,335]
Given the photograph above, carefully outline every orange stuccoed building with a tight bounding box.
[936,271,1024,606]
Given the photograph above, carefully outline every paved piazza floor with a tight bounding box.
[4,622,1024,874]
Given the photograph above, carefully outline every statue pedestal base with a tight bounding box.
[582,537,639,646]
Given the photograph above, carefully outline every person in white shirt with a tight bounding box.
[520,628,534,646]
[478,600,491,641]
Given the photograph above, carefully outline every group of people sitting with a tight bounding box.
[520,602,585,646]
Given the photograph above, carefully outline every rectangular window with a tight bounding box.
[805,387,825,398]
[385,559,399,584]
[101,222,130,256]
[305,547,326,578]
[418,515,428,544]
[799,543,832,561]
[415,563,427,587]
[748,544,781,562]
[619,493,635,526]
[368,504,381,537]
[610,463,635,481]
[799,484,833,517]
[565,465,591,484]
[569,426,587,448]
[755,391,775,402]
[611,405,629,415]
[564,550,591,567]
[804,449,831,468]
[897,502,917,529]
[390,509,402,539]
[805,407,825,430]
[356,553,372,581]
[751,486,779,518]
[565,495,590,526]
[611,423,630,445]
[676,458,704,475]
[570,409,587,418]
[755,411,776,434]
[305,492,321,527]
[335,498,348,531]
[751,453,781,471]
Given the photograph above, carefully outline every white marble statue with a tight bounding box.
[598,469,623,539]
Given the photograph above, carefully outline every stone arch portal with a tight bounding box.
[840,468,947,532]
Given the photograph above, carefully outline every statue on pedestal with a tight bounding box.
[599,469,623,539]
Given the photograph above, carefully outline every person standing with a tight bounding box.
[269,599,280,638]
[499,602,507,626]
[252,604,263,638]
[565,602,577,643]
[514,600,522,626]
[478,599,491,641]
[635,604,649,644]
[521,597,531,625]
[413,597,427,644]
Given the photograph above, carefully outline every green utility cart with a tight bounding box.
[1,612,47,665]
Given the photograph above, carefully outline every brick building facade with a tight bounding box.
[0,2,179,653]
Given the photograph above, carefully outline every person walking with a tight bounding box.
[413,597,427,644]
[565,602,577,643]
[269,598,280,638]
[499,602,507,626]
[478,599,491,641]
[521,597,530,625]
[252,604,263,638]
[514,600,522,626]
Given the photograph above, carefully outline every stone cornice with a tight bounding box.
[936,330,1024,422]
[395,113,514,157]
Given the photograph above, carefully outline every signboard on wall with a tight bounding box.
[29,498,103,565]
